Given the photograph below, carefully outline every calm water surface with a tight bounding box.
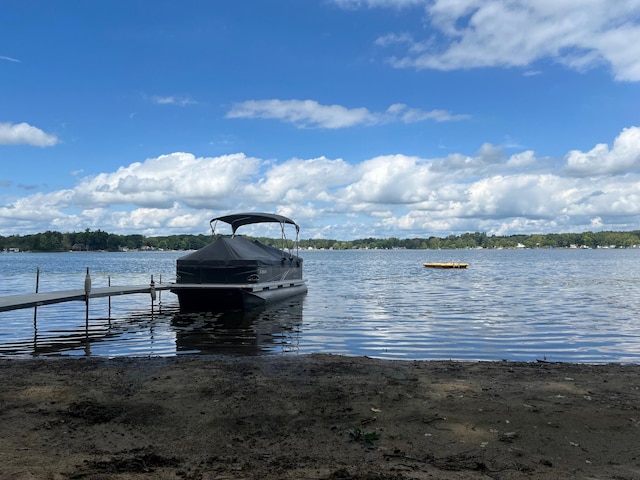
[0,249,638,362]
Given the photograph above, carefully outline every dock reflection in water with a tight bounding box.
[172,299,303,355]
[0,303,166,357]
[0,298,304,357]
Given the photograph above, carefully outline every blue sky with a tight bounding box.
[1,0,639,240]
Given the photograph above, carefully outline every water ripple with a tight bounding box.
[1,249,640,362]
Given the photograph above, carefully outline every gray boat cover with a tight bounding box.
[177,236,296,266]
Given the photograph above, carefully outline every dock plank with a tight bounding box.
[0,284,173,313]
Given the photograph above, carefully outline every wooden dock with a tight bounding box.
[0,283,173,313]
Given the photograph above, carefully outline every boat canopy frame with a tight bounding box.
[209,212,301,257]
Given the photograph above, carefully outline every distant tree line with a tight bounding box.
[2,228,640,252]
[0,229,212,252]
[317,230,640,250]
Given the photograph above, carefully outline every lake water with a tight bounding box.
[0,248,638,363]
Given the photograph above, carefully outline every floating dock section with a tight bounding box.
[423,262,469,269]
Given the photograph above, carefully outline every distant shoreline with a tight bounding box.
[2,228,640,253]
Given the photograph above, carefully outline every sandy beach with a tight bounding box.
[1,354,639,479]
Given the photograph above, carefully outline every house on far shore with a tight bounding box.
[71,243,87,251]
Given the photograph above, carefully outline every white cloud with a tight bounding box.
[244,156,355,203]
[565,126,640,176]
[1,127,640,239]
[506,150,536,168]
[463,174,568,219]
[73,152,262,210]
[0,55,20,62]
[356,0,640,81]
[152,96,197,106]
[333,0,424,8]
[226,99,468,128]
[343,154,436,204]
[0,122,59,147]
[385,103,470,122]
[0,190,74,223]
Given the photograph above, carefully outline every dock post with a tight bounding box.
[84,267,91,324]
[108,275,112,320]
[33,267,40,325]
[150,274,157,308]
[150,274,156,301]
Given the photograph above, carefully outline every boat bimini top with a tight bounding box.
[210,212,300,236]
[209,212,301,255]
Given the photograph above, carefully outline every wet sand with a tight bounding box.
[1,354,639,479]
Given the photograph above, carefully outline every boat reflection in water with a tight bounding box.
[171,298,303,355]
